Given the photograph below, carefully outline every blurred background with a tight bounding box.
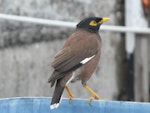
[0,0,149,102]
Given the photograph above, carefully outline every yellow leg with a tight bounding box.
[65,86,74,100]
[83,84,100,100]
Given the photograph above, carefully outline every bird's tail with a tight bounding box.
[50,79,65,109]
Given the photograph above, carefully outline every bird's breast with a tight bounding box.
[80,41,101,84]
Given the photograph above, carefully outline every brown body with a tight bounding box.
[63,30,101,85]
[48,29,101,106]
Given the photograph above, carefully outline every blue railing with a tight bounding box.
[0,97,150,113]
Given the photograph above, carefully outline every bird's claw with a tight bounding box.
[88,97,94,105]
[68,95,74,104]
[88,96,100,105]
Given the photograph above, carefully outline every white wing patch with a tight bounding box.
[80,55,95,64]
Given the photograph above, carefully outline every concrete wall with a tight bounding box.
[0,0,125,100]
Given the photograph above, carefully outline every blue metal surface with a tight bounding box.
[0,97,150,113]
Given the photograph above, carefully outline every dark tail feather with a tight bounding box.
[48,71,58,87]
[50,79,65,109]
[48,71,61,87]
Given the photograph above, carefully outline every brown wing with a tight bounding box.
[49,30,100,82]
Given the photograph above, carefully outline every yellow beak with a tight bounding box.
[102,17,110,22]
[99,17,110,24]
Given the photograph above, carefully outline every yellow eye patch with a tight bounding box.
[89,20,98,26]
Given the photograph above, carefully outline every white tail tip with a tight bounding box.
[50,103,59,109]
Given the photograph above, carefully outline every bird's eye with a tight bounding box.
[89,20,98,26]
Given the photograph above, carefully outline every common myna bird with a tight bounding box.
[48,17,110,109]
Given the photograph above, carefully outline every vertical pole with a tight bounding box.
[125,0,136,101]
[125,0,149,102]
[126,54,134,101]
[134,35,149,102]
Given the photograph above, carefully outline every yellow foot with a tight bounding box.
[88,96,100,105]
[68,95,74,104]
[65,86,74,104]
[88,97,94,105]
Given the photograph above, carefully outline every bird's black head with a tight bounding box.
[77,17,110,32]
